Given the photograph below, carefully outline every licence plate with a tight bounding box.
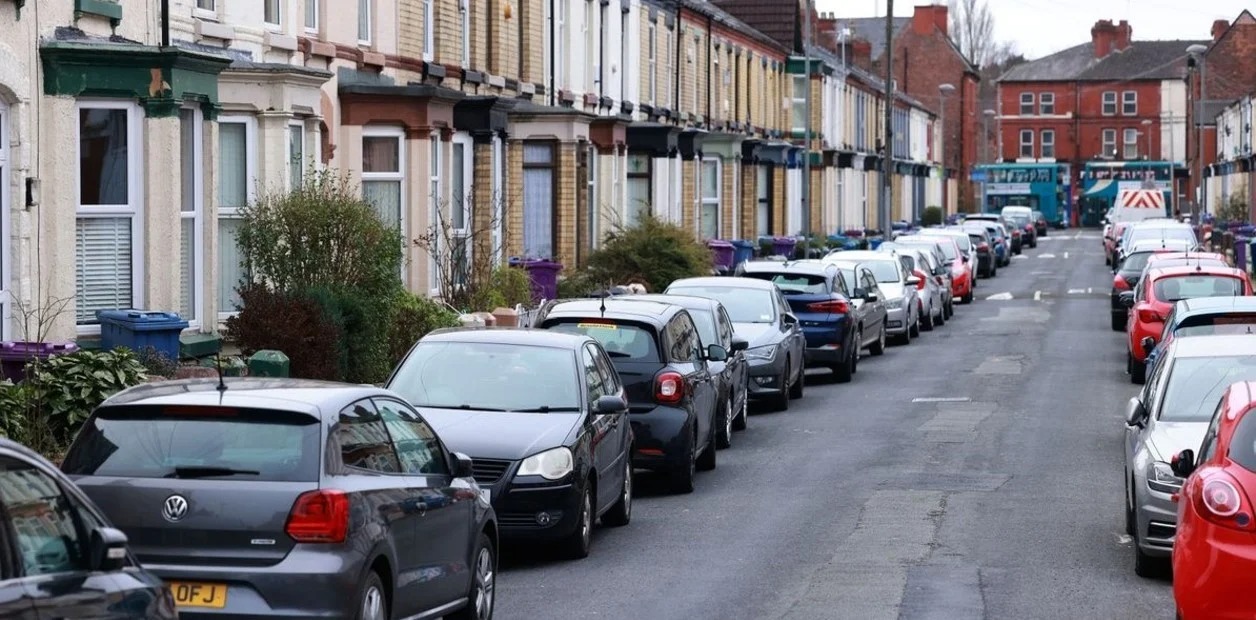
[169,582,227,608]
[479,488,491,504]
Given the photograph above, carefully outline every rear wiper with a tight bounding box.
[779,290,807,295]
[510,406,582,413]
[164,466,260,479]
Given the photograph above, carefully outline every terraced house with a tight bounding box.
[0,0,939,345]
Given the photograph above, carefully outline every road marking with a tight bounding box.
[911,397,972,403]
[1014,254,1028,260]
[1033,290,1042,301]
[1088,287,1093,294]
[1067,288,1086,294]
[1063,251,1070,259]
[1116,534,1133,545]
[986,292,1013,300]
[1038,253,1056,258]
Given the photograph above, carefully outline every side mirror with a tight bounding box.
[451,452,475,478]
[962,255,970,263]
[906,276,922,286]
[89,526,130,572]
[1171,449,1197,478]
[592,394,628,414]
[781,314,799,326]
[865,291,880,303]
[1140,336,1155,356]
[1119,291,1135,308]
[730,336,749,353]
[706,343,729,362]
[1124,397,1149,427]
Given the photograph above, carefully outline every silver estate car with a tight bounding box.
[824,250,921,344]
[1123,334,1256,578]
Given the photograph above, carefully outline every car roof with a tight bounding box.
[99,378,389,415]
[1128,220,1188,230]
[668,276,778,290]
[739,259,836,277]
[544,298,680,325]
[1145,265,1247,279]
[1149,251,1226,261]
[1126,239,1195,252]
[616,293,719,311]
[825,250,899,263]
[421,326,590,349]
[1175,296,1256,316]
[1168,334,1256,358]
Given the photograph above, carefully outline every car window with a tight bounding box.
[862,271,879,295]
[859,260,901,283]
[375,399,448,476]
[62,405,322,482]
[338,401,402,473]
[1158,355,1256,421]
[582,344,607,401]
[391,339,583,410]
[837,268,858,291]
[833,272,851,297]
[1199,401,1225,464]
[1179,313,1256,331]
[0,457,95,577]
[1154,275,1245,302]
[742,272,828,295]
[717,307,735,348]
[1119,252,1155,274]
[666,285,776,323]
[667,313,702,363]
[590,344,621,394]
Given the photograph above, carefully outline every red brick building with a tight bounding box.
[1195,12,1256,211]
[996,20,1206,222]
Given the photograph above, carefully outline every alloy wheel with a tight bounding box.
[622,459,633,519]
[361,586,385,620]
[472,546,495,620]
[724,399,733,444]
[578,491,592,550]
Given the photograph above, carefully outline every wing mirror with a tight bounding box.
[962,255,970,263]
[730,336,749,353]
[1124,397,1148,427]
[706,344,729,362]
[782,314,799,326]
[905,276,922,286]
[451,452,475,478]
[592,394,629,414]
[1171,449,1197,478]
[1140,336,1155,356]
[89,526,130,572]
[865,291,880,303]
[1118,291,1135,308]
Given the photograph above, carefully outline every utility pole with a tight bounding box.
[881,0,894,239]
[801,0,813,238]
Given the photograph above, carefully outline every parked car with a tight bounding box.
[61,378,498,620]
[965,222,1008,268]
[622,294,751,445]
[1116,220,1198,265]
[1170,380,1256,619]
[1001,206,1037,249]
[820,259,891,358]
[901,232,974,304]
[738,259,873,382]
[535,298,721,492]
[1144,297,1256,375]
[1109,240,1197,331]
[386,328,633,559]
[1123,335,1256,577]
[1031,210,1048,236]
[822,250,921,345]
[1105,221,1131,265]
[1005,223,1024,255]
[879,245,946,330]
[0,438,178,619]
[1119,265,1253,382]
[1145,250,1231,270]
[664,277,806,410]
[953,226,996,278]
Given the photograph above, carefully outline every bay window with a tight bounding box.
[700,158,721,239]
[791,75,807,133]
[522,143,556,259]
[450,133,473,284]
[422,0,433,59]
[362,129,404,230]
[460,0,471,67]
[756,166,771,237]
[626,153,651,228]
[288,122,305,191]
[586,145,598,250]
[217,116,256,318]
[76,103,142,329]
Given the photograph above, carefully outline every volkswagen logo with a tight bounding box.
[162,495,189,523]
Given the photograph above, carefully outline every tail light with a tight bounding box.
[977,242,990,252]
[807,296,850,314]
[655,371,685,405]
[1112,275,1130,291]
[286,489,349,543]
[1137,308,1164,323]
[912,269,927,290]
[1193,473,1256,531]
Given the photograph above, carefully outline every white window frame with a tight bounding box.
[1040,129,1055,159]
[1019,129,1034,158]
[619,10,629,101]
[216,115,258,322]
[1039,93,1054,115]
[180,106,205,329]
[195,0,217,20]
[647,23,657,105]
[1102,91,1117,116]
[428,132,443,295]
[450,133,473,279]
[1122,91,1138,116]
[288,121,306,191]
[556,0,568,91]
[1019,92,1033,116]
[264,0,281,28]
[1123,128,1139,159]
[460,0,471,67]
[422,0,434,60]
[1102,128,1117,157]
[586,145,598,250]
[790,75,807,133]
[0,103,10,338]
[75,101,144,335]
[700,157,721,239]
[362,126,407,282]
[583,0,595,92]
[305,0,319,32]
[359,0,373,45]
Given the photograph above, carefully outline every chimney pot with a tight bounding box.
[1091,19,1117,58]
[912,4,949,36]
[1115,20,1132,51]
[1212,19,1230,42]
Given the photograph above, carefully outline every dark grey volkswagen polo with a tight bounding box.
[61,378,497,620]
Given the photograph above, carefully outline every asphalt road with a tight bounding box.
[491,232,1172,620]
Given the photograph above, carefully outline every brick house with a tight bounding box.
[1194,11,1256,215]
[996,20,1204,224]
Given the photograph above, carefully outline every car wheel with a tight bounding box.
[562,486,593,559]
[1130,354,1147,385]
[601,458,632,527]
[670,435,696,493]
[716,398,733,449]
[1105,255,1111,266]
[696,422,717,471]
[356,571,388,620]
[936,306,947,326]
[1125,475,1135,536]
[449,534,496,620]
[833,349,854,383]
[1133,528,1168,578]
[771,367,791,412]
[869,325,887,356]
[732,385,748,430]
[909,317,921,338]
[962,289,974,304]
[1111,313,1125,332]
[921,306,935,332]
[788,361,805,399]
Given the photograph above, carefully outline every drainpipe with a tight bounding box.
[673,1,681,116]
[549,0,556,106]
[706,12,713,122]
[160,0,170,46]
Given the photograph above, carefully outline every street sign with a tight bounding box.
[970,171,987,182]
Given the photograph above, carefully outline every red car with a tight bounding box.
[1105,222,1130,265]
[942,238,975,304]
[1146,250,1231,269]
[1171,380,1256,620]
[1121,265,1252,383]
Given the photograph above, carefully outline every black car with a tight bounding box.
[618,294,750,448]
[1032,210,1048,236]
[960,225,998,276]
[537,299,721,493]
[386,328,632,560]
[0,439,177,619]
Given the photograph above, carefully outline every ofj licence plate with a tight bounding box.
[169,581,228,608]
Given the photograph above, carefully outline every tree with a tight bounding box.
[948,0,1017,69]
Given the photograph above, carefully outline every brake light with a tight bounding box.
[977,242,990,252]
[912,269,927,290]
[655,371,685,405]
[1137,308,1164,323]
[807,297,850,314]
[286,489,349,543]
[1193,473,1256,531]
[1113,275,1130,291]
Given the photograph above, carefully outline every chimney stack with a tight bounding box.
[912,4,948,36]
[1115,20,1132,51]
[1091,19,1116,58]
[1212,19,1229,42]
[851,39,873,69]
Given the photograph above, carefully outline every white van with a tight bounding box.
[1108,189,1169,224]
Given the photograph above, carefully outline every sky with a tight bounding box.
[815,0,1250,60]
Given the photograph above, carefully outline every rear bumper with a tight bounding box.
[800,319,849,366]
[629,405,693,471]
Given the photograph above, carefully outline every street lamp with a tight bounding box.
[938,83,955,215]
[1141,118,1153,160]
[981,109,997,213]
[1188,43,1209,218]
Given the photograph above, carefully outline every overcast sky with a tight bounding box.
[815,0,1250,59]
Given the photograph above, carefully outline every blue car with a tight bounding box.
[1144,297,1256,375]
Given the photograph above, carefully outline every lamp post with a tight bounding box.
[1141,119,1153,160]
[938,83,955,216]
[982,109,997,213]
[1188,43,1208,219]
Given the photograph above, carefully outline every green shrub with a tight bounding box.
[311,287,394,385]
[387,291,460,366]
[556,270,602,298]
[923,206,944,226]
[467,267,534,311]
[226,283,348,381]
[137,346,179,379]
[0,381,27,440]
[583,215,713,292]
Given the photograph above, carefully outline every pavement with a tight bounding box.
[491,231,1173,620]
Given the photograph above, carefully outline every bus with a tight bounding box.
[1078,161,1174,226]
[975,163,1068,227]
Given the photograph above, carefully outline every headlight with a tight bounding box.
[516,447,574,481]
[885,298,904,309]
[745,345,777,361]
[1146,460,1183,494]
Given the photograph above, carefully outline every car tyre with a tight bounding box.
[716,398,733,449]
[356,571,388,620]
[1133,532,1168,578]
[962,289,974,304]
[449,534,496,620]
[833,349,854,383]
[1111,312,1126,331]
[562,486,594,559]
[601,458,632,527]
[869,326,887,356]
[770,368,791,412]
[1130,354,1147,384]
[921,306,935,332]
[788,361,804,399]
[670,435,697,493]
[696,424,717,471]
[909,317,921,338]
[732,386,748,430]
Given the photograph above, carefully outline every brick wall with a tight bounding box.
[506,140,524,257]
[473,141,495,259]
[398,0,425,60]
[556,142,578,265]
[681,158,697,236]
[741,163,756,238]
[772,166,785,234]
[521,0,544,84]
[722,158,736,239]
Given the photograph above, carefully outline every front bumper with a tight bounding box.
[884,304,909,335]
[629,405,693,472]
[746,356,788,398]
[494,479,583,541]
[1135,484,1179,557]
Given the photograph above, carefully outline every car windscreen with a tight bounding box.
[967,233,984,247]
[1159,355,1256,421]
[391,340,582,410]
[1005,216,1030,228]
[903,240,956,261]
[1128,227,1195,246]
[742,272,828,295]
[1146,258,1227,271]
[666,286,776,323]
[1153,275,1245,302]
[61,406,322,481]
[858,261,902,283]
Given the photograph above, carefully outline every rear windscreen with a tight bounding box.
[1179,314,1256,333]
[61,406,322,481]
[1119,252,1155,273]
[545,320,661,362]
[742,272,828,295]
[1154,275,1245,302]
